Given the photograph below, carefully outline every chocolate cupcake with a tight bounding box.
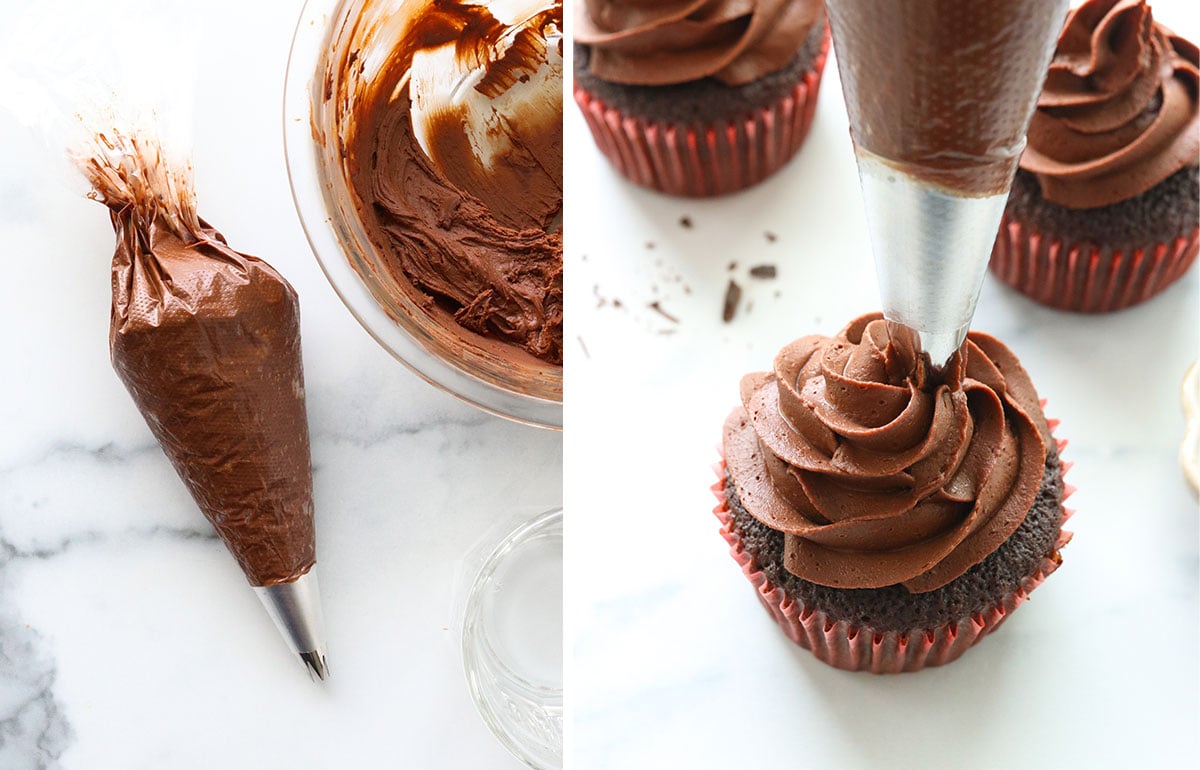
[574,0,830,197]
[990,0,1200,312]
[717,315,1073,672]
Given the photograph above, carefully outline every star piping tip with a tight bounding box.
[300,650,329,681]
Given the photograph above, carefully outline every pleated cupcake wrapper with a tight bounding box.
[712,405,1074,673]
[989,213,1200,313]
[574,27,830,197]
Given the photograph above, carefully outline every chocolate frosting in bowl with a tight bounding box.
[1021,0,1200,209]
[723,314,1050,593]
[339,1,564,367]
[575,0,823,86]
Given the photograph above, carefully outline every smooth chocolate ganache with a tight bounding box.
[826,0,1070,196]
[722,314,1053,594]
[81,133,316,588]
[345,1,564,365]
[1020,0,1200,210]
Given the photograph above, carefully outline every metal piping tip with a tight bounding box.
[855,152,1009,372]
[253,569,329,682]
[299,650,329,681]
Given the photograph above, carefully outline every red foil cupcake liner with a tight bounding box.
[989,214,1200,313]
[574,27,830,197]
[712,410,1074,673]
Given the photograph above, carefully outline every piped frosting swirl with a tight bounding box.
[722,315,1050,593]
[575,0,823,86]
[1021,0,1200,209]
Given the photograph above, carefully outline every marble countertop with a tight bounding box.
[0,2,560,768]
[565,2,1199,768]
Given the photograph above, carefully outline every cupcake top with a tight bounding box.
[723,314,1051,594]
[574,0,823,86]
[1021,0,1200,209]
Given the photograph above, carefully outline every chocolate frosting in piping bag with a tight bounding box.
[81,133,316,588]
[827,0,1071,197]
[81,129,328,677]
[1021,0,1200,209]
[723,314,1050,593]
[109,216,316,587]
[823,0,1068,371]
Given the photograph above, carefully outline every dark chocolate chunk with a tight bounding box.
[722,280,742,323]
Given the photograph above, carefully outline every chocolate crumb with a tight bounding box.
[679,215,693,229]
[613,298,623,308]
[723,280,743,323]
[749,264,777,279]
[649,301,680,324]
[765,231,778,243]
[727,261,738,272]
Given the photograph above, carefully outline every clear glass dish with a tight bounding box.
[459,507,563,769]
[283,0,562,429]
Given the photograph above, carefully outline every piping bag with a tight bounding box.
[0,2,328,680]
[74,129,329,680]
[824,0,1069,371]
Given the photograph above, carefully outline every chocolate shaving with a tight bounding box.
[679,215,693,228]
[749,264,777,279]
[649,301,680,324]
[723,280,743,323]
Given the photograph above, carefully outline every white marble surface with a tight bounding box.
[0,2,560,768]
[564,2,1200,768]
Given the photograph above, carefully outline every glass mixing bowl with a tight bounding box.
[283,0,563,429]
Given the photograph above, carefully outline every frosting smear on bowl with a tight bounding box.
[346,0,564,365]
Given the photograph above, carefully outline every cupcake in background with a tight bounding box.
[716,315,1073,673]
[574,0,830,197]
[990,0,1199,313]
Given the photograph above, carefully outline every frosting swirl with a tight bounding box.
[575,0,822,86]
[723,315,1050,594]
[1021,0,1200,209]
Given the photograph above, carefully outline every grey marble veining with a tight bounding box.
[0,593,70,770]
